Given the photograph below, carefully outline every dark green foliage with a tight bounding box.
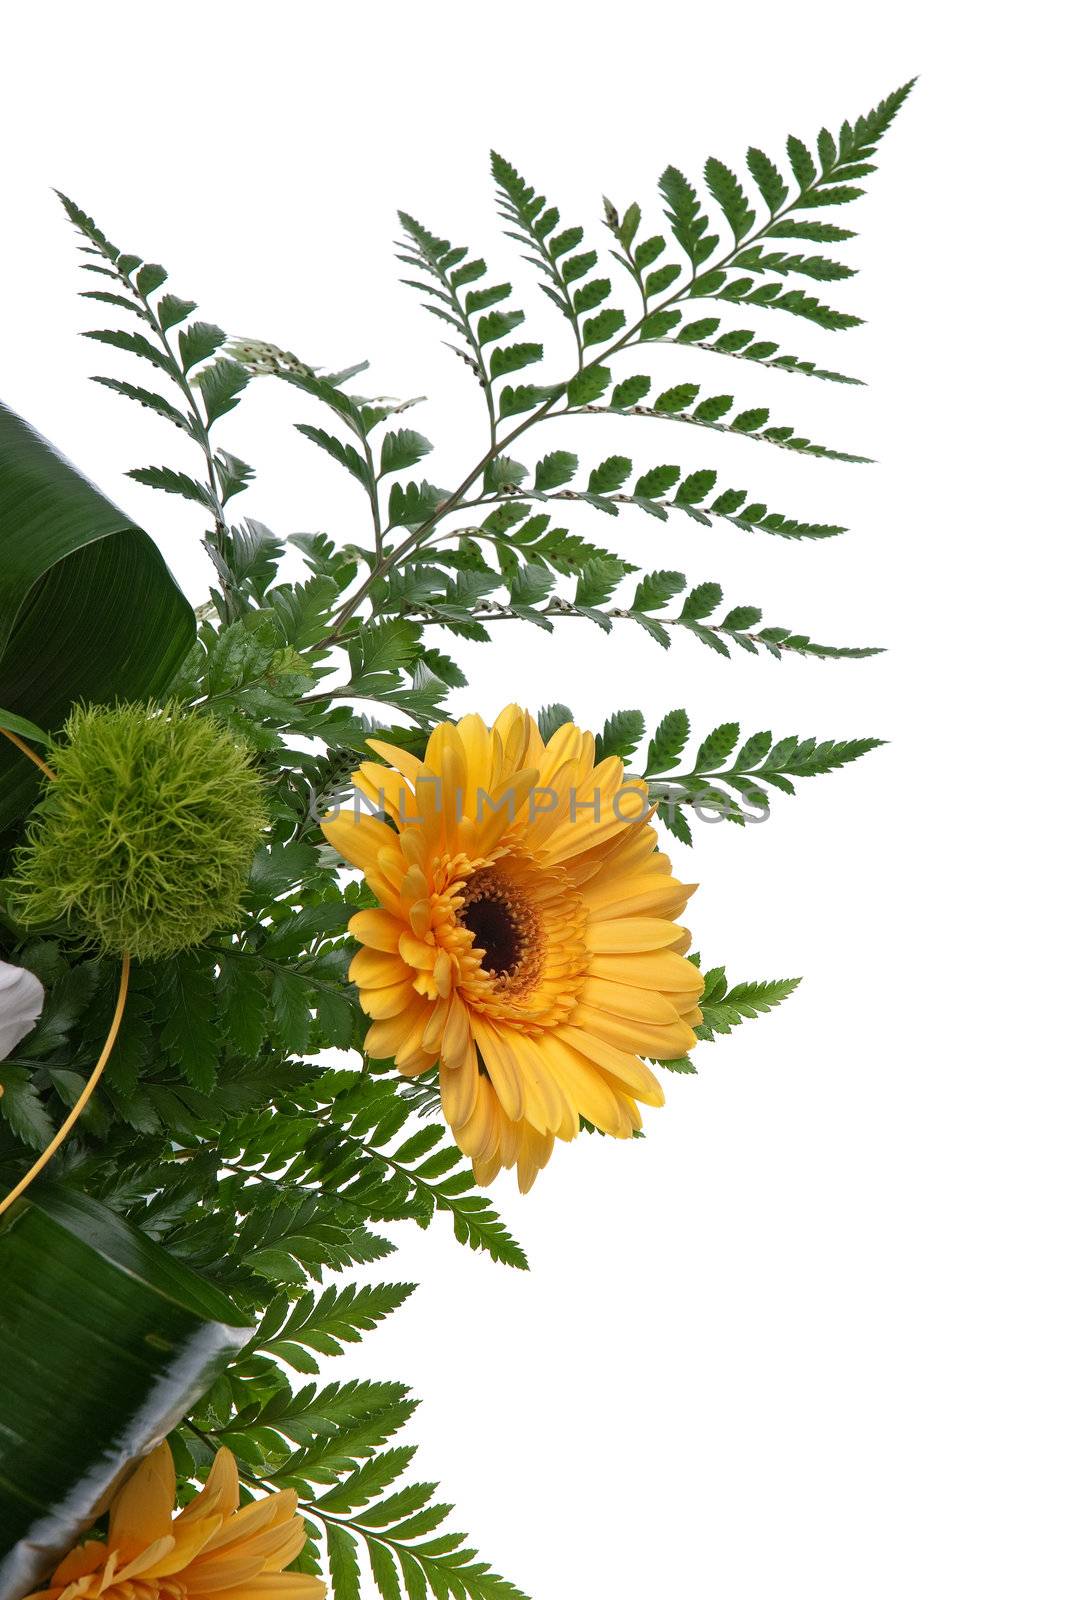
[491,152,625,361]
[516,449,850,536]
[637,715,884,823]
[697,970,802,1038]
[590,386,871,462]
[371,543,879,660]
[672,320,863,384]
[397,209,539,447]
[693,80,913,329]
[3,807,530,1596]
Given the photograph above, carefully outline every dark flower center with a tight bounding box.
[460,892,524,976]
[457,866,548,993]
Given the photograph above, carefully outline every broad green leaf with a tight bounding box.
[0,708,47,744]
[0,1184,251,1597]
[0,403,195,835]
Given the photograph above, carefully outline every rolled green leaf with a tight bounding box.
[0,403,195,835]
[0,710,47,746]
[0,1184,252,1599]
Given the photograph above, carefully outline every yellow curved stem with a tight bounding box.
[0,953,131,1218]
[1,724,131,1217]
[0,724,56,780]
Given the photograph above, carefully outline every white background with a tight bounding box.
[3,4,1068,1596]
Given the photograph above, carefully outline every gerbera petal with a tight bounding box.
[507,1029,571,1134]
[438,993,472,1071]
[586,918,686,954]
[51,1543,107,1585]
[420,996,450,1051]
[365,1000,433,1061]
[571,1002,696,1060]
[585,881,697,921]
[185,1444,241,1522]
[108,1441,176,1555]
[454,713,493,802]
[557,1025,665,1106]
[397,931,437,970]
[116,1535,178,1580]
[192,1577,326,1600]
[471,1150,504,1187]
[516,1122,555,1193]
[252,1519,311,1574]
[348,908,402,952]
[354,762,411,823]
[588,950,705,996]
[365,738,428,787]
[470,1019,524,1123]
[491,704,529,777]
[184,1518,307,1589]
[141,1516,227,1579]
[581,976,683,1025]
[360,979,417,1020]
[440,1037,479,1128]
[198,1493,291,1555]
[537,1033,633,1136]
[321,812,399,876]
[395,1044,440,1077]
[349,949,410,988]
[454,1075,503,1163]
[467,767,541,855]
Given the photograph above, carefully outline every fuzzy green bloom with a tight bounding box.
[12,702,267,960]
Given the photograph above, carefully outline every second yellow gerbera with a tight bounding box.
[323,705,703,1190]
[24,1440,322,1600]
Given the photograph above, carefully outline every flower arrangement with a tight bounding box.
[0,79,910,1600]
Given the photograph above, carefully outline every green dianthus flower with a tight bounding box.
[12,702,267,960]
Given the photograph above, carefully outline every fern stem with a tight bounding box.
[575,402,871,463]
[384,597,869,661]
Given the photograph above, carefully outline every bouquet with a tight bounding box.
[0,78,910,1600]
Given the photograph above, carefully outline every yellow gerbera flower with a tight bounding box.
[25,1442,324,1600]
[323,705,703,1190]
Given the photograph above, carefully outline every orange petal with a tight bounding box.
[321,812,399,875]
[349,949,410,988]
[586,918,686,954]
[580,976,682,1025]
[470,1019,524,1122]
[108,1441,176,1556]
[440,1036,479,1128]
[570,1002,696,1060]
[557,1025,665,1106]
[192,1576,326,1600]
[51,1542,108,1585]
[364,1001,433,1061]
[348,909,402,952]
